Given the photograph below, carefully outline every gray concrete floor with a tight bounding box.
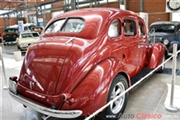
[0,44,180,120]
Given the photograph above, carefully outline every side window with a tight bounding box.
[124,19,136,36]
[108,19,120,38]
[138,21,145,36]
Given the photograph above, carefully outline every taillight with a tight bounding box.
[61,93,72,101]
[61,93,75,105]
[9,76,18,82]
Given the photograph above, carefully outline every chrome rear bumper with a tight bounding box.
[9,91,82,119]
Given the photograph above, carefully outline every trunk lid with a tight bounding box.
[18,36,73,95]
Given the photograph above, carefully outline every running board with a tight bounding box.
[131,68,154,85]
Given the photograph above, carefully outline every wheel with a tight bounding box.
[105,75,128,120]
[3,42,7,46]
[17,45,20,49]
[17,45,23,51]
[157,54,165,73]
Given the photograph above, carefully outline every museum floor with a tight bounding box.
[1,50,180,120]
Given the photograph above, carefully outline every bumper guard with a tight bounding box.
[9,91,82,119]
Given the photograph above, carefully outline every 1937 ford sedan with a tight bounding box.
[149,21,180,57]
[9,8,166,120]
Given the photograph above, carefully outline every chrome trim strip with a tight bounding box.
[65,37,75,45]
[9,91,82,118]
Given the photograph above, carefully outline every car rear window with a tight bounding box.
[44,18,85,34]
[45,19,66,34]
[61,18,85,33]
[21,33,39,38]
[4,28,18,33]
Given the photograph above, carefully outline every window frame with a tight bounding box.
[123,18,136,37]
[108,19,121,38]
[138,21,145,36]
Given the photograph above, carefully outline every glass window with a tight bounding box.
[150,24,175,33]
[44,19,66,34]
[61,18,85,33]
[124,19,136,36]
[21,33,29,38]
[32,33,39,37]
[44,18,85,34]
[21,33,39,38]
[5,28,18,32]
[138,21,145,36]
[108,19,120,38]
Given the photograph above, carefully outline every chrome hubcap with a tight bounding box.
[110,82,125,114]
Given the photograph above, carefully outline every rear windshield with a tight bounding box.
[44,18,85,34]
[21,33,39,38]
[4,28,18,32]
[150,24,175,33]
[61,18,85,32]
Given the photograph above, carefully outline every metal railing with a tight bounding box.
[165,44,179,112]
[0,46,8,89]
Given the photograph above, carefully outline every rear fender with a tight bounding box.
[61,58,129,116]
[146,43,166,69]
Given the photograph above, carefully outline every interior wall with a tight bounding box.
[51,1,64,12]
[148,13,170,27]
[144,0,166,12]
[171,13,180,21]
[127,0,170,28]
[0,18,20,33]
[100,2,119,8]
[127,0,140,12]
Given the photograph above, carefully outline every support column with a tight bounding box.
[71,0,76,10]
[140,0,144,12]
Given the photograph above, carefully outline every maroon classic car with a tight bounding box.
[9,8,166,119]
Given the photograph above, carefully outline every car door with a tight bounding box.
[108,19,125,59]
[108,18,131,71]
[123,18,140,77]
[137,20,148,69]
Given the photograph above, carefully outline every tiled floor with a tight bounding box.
[1,53,180,120]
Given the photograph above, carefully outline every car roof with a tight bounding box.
[5,26,18,29]
[54,8,138,19]
[44,8,140,39]
[150,21,180,26]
